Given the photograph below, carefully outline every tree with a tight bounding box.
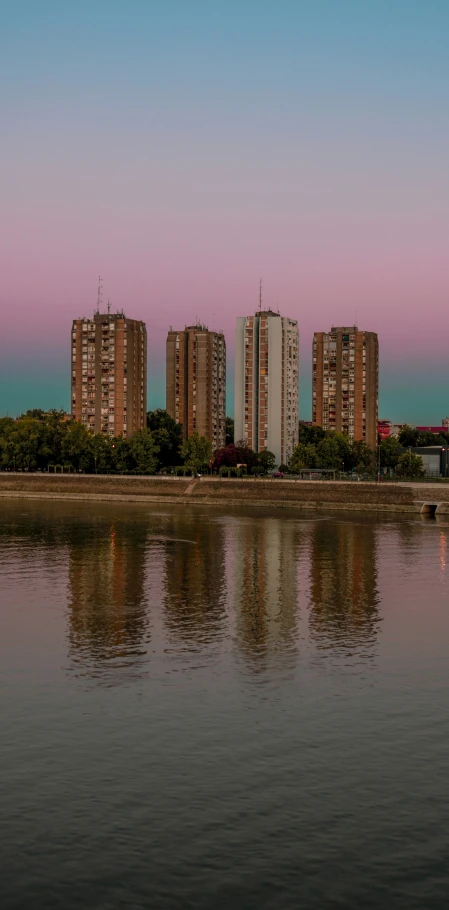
[213,442,258,470]
[398,426,419,447]
[395,452,425,478]
[147,409,183,468]
[289,443,318,472]
[22,409,46,420]
[0,417,15,444]
[61,421,93,472]
[129,429,159,474]
[379,436,402,470]
[225,417,234,444]
[91,433,113,474]
[316,436,341,469]
[298,423,326,445]
[180,432,212,474]
[333,433,352,471]
[350,439,375,473]
[39,410,69,466]
[111,436,134,473]
[257,449,276,473]
[416,431,446,447]
[0,418,43,470]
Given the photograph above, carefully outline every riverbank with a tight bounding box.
[1,473,449,514]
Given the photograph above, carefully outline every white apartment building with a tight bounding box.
[234,310,299,466]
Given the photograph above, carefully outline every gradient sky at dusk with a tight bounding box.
[1,0,448,422]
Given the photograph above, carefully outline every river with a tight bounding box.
[1,500,448,909]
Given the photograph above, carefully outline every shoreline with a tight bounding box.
[1,474,449,515]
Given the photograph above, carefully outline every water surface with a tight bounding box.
[1,501,448,909]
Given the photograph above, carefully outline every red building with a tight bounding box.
[377,420,391,440]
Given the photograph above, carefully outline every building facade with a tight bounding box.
[234,310,299,466]
[166,324,226,449]
[312,326,378,449]
[71,312,147,438]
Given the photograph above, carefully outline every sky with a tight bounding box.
[1,0,448,422]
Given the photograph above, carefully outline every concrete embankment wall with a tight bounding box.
[2,473,449,513]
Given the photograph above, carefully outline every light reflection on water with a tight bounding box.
[1,501,449,909]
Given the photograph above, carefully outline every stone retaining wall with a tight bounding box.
[2,473,449,513]
[0,474,190,497]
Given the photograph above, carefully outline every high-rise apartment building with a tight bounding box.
[312,326,378,449]
[234,310,299,466]
[71,311,147,438]
[166,324,226,449]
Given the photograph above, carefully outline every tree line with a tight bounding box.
[0,410,442,478]
[0,410,274,476]
[288,423,433,478]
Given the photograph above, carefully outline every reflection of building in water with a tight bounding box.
[440,530,447,574]
[308,520,380,655]
[68,522,148,673]
[231,518,299,660]
[162,516,227,646]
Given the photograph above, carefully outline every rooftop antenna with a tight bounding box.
[259,278,262,311]
[107,298,111,315]
[96,276,103,313]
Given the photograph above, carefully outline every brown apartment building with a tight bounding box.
[71,312,147,438]
[312,326,378,449]
[166,324,226,449]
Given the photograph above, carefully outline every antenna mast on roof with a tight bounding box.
[107,298,111,315]
[96,276,103,313]
[259,278,262,311]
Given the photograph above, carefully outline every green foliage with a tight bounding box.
[91,433,113,473]
[395,452,425,478]
[0,417,42,471]
[315,436,341,468]
[417,431,447,446]
[0,411,159,474]
[398,426,449,448]
[289,443,318,472]
[257,449,276,472]
[298,423,327,445]
[0,417,15,436]
[147,409,183,468]
[290,432,376,473]
[398,426,419,447]
[350,439,375,472]
[61,421,93,472]
[129,429,159,474]
[379,436,402,469]
[180,431,213,473]
[225,417,234,444]
[110,436,135,474]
